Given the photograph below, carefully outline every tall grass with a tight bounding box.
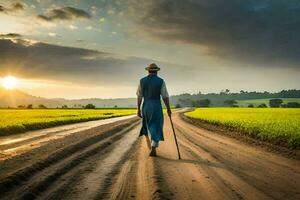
[0,109,136,136]
[185,108,300,149]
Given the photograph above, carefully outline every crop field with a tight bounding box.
[237,98,300,107]
[185,108,300,149]
[0,109,136,136]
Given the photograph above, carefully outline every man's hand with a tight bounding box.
[137,109,142,118]
[167,109,172,117]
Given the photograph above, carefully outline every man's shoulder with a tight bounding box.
[140,75,164,82]
[140,76,148,82]
[155,76,164,84]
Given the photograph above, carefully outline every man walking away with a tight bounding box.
[137,63,172,157]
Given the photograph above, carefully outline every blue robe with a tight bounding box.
[139,74,164,142]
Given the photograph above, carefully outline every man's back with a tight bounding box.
[140,75,163,101]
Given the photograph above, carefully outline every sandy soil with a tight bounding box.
[1,111,299,200]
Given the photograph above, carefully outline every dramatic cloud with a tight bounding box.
[125,0,300,69]
[0,39,153,85]
[0,2,25,13]
[0,38,197,88]
[37,6,91,22]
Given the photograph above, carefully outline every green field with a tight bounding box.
[237,98,300,107]
[185,108,300,149]
[0,109,136,136]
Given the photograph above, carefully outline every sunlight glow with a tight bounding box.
[2,76,19,90]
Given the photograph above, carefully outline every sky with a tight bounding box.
[0,0,299,99]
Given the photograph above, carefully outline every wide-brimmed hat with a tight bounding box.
[145,63,160,71]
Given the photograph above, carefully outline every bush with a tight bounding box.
[62,105,68,109]
[175,103,181,108]
[224,100,238,107]
[248,104,254,108]
[258,103,267,108]
[38,104,47,109]
[269,99,283,108]
[281,102,300,108]
[193,99,211,107]
[84,104,96,109]
[27,104,33,109]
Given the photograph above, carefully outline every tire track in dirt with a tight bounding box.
[97,135,161,200]
[0,115,136,161]
[0,118,140,200]
[37,124,141,200]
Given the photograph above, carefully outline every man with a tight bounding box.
[137,63,172,157]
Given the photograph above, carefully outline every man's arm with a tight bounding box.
[163,97,172,117]
[136,84,143,118]
[137,96,142,118]
[161,81,172,117]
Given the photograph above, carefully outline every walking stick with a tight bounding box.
[169,116,181,160]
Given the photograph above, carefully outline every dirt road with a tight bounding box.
[1,112,300,200]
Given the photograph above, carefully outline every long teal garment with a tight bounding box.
[139,74,164,142]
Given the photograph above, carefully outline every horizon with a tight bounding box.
[1,85,299,101]
[1,0,300,99]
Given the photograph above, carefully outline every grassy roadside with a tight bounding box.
[0,109,137,136]
[185,108,300,149]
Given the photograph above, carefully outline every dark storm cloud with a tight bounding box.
[0,2,25,13]
[37,7,91,22]
[125,0,300,68]
[0,39,156,85]
[0,39,192,86]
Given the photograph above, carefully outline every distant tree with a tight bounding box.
[85,104,96,109]
[175,103,181,108]
[269,99,283,108]
[114,105,118,108]
[27,104,33,109]
[18,105,26,109]
[220,89,230,95]
[248,104,254,108]
[224,100,238,107]
[232,105,239,107]
[62,105,68,109]
[178,98,193,107]
[38,104,47,109]
[258,103,267,108]
[194,99,211,107]
[281,102,300,108]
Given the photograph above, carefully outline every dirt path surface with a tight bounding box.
[0,115,135,161]
[1,111,300,200]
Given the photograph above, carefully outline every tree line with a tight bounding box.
[172,89,300,108]
[14,103,107,109]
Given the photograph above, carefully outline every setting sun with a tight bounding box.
[2,76,19,90]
